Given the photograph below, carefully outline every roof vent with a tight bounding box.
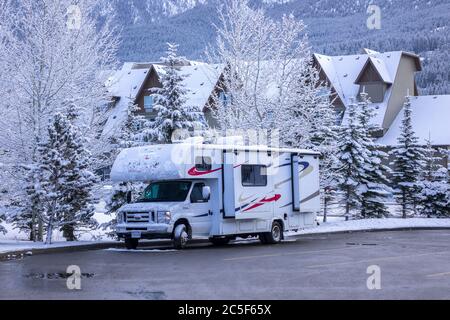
[356,56,360,60]
[433,96,438,99]
[200,82,204,86]
[133,86,137,90]
[343,74,348,77]
[339,57,343,61]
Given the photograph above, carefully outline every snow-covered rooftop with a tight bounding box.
[101,61,224,139]
[153,62,224,111]
[102,63,151,138]
[378,95,450,146]
[314,50,418,127]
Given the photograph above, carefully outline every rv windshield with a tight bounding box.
[138,181,192,203]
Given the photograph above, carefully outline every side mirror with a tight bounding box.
[202,186,211,201]
[126,191,133,204]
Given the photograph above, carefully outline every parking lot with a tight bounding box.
[1,230,449,300]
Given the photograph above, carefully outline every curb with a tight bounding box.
[1,227,449,260]
[292,226,450,238]
[0,239,209,261]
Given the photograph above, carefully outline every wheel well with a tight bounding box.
[173,219,192,238]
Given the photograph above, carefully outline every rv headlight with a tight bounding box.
[157,211,171,224]
[117,212,124,224]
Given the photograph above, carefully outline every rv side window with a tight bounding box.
[241,165,267,187]
[191,183,207,203]
[195,156,212,172]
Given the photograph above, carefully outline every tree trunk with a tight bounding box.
[45,224,53,245]
[30,211,36,242]
[402,191,407,219]
[62,224,76,242]
[38,218,44,242]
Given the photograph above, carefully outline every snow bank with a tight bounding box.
[0,240,111,255]
[290,218,450,236]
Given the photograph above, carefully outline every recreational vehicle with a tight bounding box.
[110,138,320,249]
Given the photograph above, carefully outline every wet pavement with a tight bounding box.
[0,230,449,300]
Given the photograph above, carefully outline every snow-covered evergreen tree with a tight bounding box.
[358,92,392,218]
[0,0,118,240]
[36,113,97,244]
[60,110,98,241]
[335,99,371,218]
[150,43,206,143]
[102,99,151,237]
[418,140,450,217]
[0,212,5,235]
[389,96,426,218]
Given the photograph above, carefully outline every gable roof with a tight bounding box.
[355,56,393,84]
[152,62,224,112]
[102,63,151,138]
[101,61,224,139]
[377,95,450,146]
[314,50,421,127]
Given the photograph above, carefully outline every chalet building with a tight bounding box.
[102,60,224,140]
[314,48,449,168]
[313,48,422,137]
[101,49,449,170]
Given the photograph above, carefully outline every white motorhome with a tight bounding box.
[110,138,320,249]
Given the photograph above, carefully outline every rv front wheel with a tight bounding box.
[264,221,283,244]
[173,224,189,249]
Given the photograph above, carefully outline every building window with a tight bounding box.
[359,83,386,103]
[241,165,267,187]
[144,95,154,112]
[219,91,231,107]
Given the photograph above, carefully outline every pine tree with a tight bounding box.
[0,210,5,235]
[102,99,150,237]
[335,99,372,219]
[358,92,392,218]
[60,111,98,241]
[13,165,45,241]
[389,96,426,218]
[418,140,450,217]
[150,43,206,143]
[37,113,96,244]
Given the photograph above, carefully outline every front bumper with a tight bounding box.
[116,223,173,240]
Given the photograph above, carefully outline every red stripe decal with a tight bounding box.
[243,194,281,212]
[188,167,222,176]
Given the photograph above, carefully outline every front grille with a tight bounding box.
[125,212,151,223]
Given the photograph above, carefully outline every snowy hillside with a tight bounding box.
[108,0,449,95]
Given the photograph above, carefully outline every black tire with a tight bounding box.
[259,233,268,244]
[125,237,139,250]
[210,237,230,246]
[173,224,189,249]
[263,221,283,244]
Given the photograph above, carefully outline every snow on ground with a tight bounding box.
[104,248,178,253]
[0,240,113,255]
[289,217,450,237]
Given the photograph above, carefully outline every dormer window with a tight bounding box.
[144,95,154,112]
[219,91,231,107]
[355,57,392,103]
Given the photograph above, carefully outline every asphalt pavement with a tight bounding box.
[0,230,449,300]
